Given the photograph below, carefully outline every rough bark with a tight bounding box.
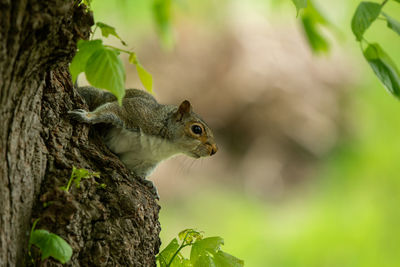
[0,1,161,266]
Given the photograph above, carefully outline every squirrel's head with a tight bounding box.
[172,100,218,158]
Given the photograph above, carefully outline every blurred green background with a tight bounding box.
[89,0,400,266]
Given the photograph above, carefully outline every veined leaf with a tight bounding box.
[214,251,244,267]
[96,22,127,46]
[351,2,381,41]
[194,254,215,267]
[30,229,72,264]
[69,39,103,83]
[85,47,126,104]
[291,0,307,16]
[382,12,400,36]
[180,258,192,267]
[190,237,224,264]
[169,254,190,267]
[363,43,400,98]
[156,238,180,267]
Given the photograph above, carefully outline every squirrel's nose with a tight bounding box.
[209,144,218,156]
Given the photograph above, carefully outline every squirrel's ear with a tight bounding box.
[176,100,192,121]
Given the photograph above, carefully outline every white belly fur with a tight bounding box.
[104,128,180,177]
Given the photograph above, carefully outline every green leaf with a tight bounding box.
[69,39,103,83]
[156,238,180,267]
[85,47,126,104]
[363,43,400,98]
[194,254,215,267]
[136,64,153,93]
[153,0,174,48]
[301,14,329,53]
[305,1,330,25]
[96,22,127,46]
[382,12,400,36]
[195,237,224,254]
[81,0,91,8]
[178,229,203,245]
[351,2,382,41]
[180,258,192,267]
[169,254,189,267]
[214,251,244,267]
[72,168,99,188]
[128,52,138,65]
[291,0,307,16]
[96,22,118,38]
[190,237,224,264]
[129,53,154,93]
[30,229,72,264]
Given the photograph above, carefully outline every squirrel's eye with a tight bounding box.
[191,125,203,135]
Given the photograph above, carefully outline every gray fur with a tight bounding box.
[69,87,217,181]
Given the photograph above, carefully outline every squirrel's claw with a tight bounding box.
[68,109,91,123]
[136,176,160,200]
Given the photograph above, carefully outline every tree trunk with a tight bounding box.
[0,1,161,266]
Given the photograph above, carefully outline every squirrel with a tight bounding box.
[68,86,218,198]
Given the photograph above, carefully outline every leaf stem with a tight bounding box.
[359,40,364,51]
[159,254,168,266]
[28,218,40,264]
[91,25,98,40]
[362,37,371,46]
[381,0,388,6]
[166,232,191,267]
[29,219,40,247]
[104,44,131,55]
[64,174,74,192]
[166,244,190,267]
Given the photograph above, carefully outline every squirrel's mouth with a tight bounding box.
[187,151,201,158]
[188,143,217,158]
[192,153,201,159]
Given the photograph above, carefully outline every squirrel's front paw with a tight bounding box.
[68,109,92,123]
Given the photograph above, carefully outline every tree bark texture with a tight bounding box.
[0,1,161,266]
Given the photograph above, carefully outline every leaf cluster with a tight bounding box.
[60,166,100,192]
[69,21,153,105]
[156,229,244,267]
[351,0,400,99]
[29,166,101,264]
[291,0,400,100]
